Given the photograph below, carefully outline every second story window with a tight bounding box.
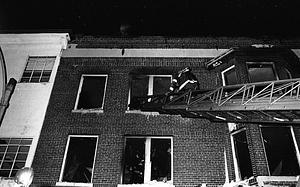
[75,75,108,110]
[247,62,278,83]
[129,75,171,110]
[20,56,56,83]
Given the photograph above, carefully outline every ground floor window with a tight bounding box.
[0,138,32,177]
[261,126,300,176]
[60,135,98,183]
[122,136,172,184]
[231,129,253,181]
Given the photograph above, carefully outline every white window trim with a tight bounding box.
[221,65,235,86]
[127,75,172,112]
[73,74,108,112]
[0,137,34,177]
[260,125,300,176]
[122,136,173,184]
[230,128,247,182]
[20,56,57,83]
[57,135,98,186]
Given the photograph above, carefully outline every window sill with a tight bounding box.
[118,182,174,187]
[72,109,104,114]
[56,182,93,187]
[125,110,160,115]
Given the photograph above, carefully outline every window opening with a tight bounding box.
[261,126,300,176]
[221,65,237,86]
[247,62,278,83]
[61,136,98,183]
[122,137,172,184]
[0,138,32,177]
[129,75,171,110]
[231,129,253,180]
[20,56,56,83]
[75,75,107,110]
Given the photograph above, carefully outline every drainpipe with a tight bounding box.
[0,47,17,126]
[0,78,17,125]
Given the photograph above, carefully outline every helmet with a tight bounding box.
[14,167,34,187]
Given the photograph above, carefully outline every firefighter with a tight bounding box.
[169,67,199,93]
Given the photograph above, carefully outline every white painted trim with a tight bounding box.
[221,65,235,86]
[62,48,228,58]
[74,74,108,110]
[123,136,173,184]
[58,135,99,183]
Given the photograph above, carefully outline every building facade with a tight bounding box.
[32,36,300,187]
[0,33,70,184]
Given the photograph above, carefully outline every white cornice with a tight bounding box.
[62,48,228,58]
[0,34,70,49]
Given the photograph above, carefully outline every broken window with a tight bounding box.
[75,75,108,110]
[261,126,300,176]
[61,135,98,183]
[231,129,253,180]
[221,65,237,86]
[129,75,171,110]
[122,137,172,184]
[0,138,32,177]
[20,56,56,83]
[247,62,278,83]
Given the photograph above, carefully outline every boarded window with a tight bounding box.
[20,56,55,83]
[75,75,107,110]
[247,62,277,83]
[123,137,172,184]
[61,136,97,183]
[0,138,32,177]
[232,130,253,180]
[261,126,300,176]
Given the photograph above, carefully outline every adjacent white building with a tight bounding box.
[0,33,69,178]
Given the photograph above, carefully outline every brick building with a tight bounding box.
[32,36,300,187]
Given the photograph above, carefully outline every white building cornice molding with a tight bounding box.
[0,33,70,49]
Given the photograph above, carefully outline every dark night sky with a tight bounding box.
[1,0,300,37]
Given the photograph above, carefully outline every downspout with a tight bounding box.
[0,47,17,125]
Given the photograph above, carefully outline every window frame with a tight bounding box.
[127,74,172,111]
[121,136,173,184]
[221,65,237,86]
[230,128,253,181]
[246,62,279,83]
[260,125,300,176]
[20,56,56,83]
[58,135,98,186]
[0,138,33,178]
[74,74,108,112]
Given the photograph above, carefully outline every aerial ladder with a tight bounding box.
[129,78,300,124]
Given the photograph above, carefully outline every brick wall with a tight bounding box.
[32,57,228,187]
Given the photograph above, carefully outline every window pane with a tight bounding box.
[223,67,237,85]
[247,63,276,83]
[232,130,253,179]
[62,136,97,183]
[0,138,32,177]
[77,76,107,109]
[131,76,149,97]
[261,127,300,176]
[153,77,171,95]
[151,139,171,181]
[21,56,55,83]
[123,138,145,184]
